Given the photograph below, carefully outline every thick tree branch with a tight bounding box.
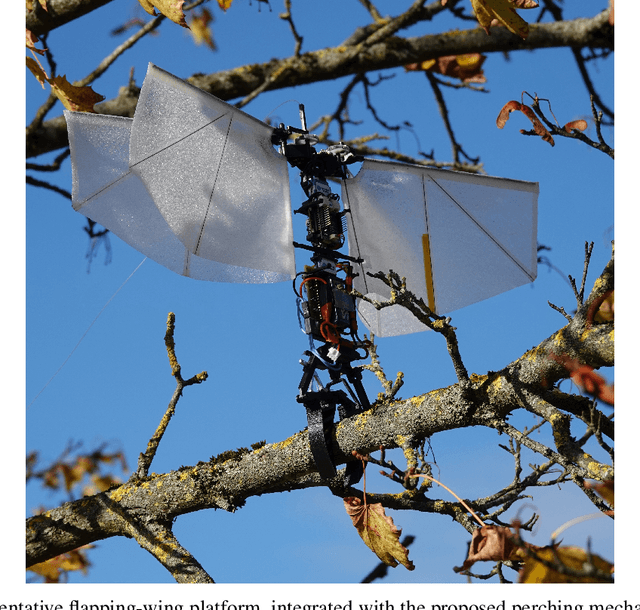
[26,11,612,159]
[127,519,215,583]
[26,251,613,568]
[27,0,115,37]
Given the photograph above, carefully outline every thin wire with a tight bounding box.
[26,257,148,410]
[550,512,607,543]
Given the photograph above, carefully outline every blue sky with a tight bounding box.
[15,0,621,594]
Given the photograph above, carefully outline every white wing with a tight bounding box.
[343,159,538,336]
[65,62,295,283]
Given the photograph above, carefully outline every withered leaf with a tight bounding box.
[49,75,105,112]
[406,54,486,83]
[28,546,93,583]
[496,100,554,146]
[456,525,518,571]
[26,0,49,11]
[587,289,614,327]
[470,0,537,39]
[593,290,614,323]
[217,0,234,9]
[585,479,614,508]
[26,29,45,55]
[519,545,613,583]
[344,497,415,571]
[563,119,588,133]
[26,56,47,87]
[137,0,189,28]
[551,353,614,405]
[190,7,216,49]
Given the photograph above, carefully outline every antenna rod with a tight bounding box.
[299,104,307,132]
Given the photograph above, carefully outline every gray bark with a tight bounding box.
[26,11,613,159]
[26,253,614,574]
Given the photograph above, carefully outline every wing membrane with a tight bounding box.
[343,159,538,336]
[65,63,295,283]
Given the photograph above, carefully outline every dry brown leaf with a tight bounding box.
[456,525,520,571]
[496,100,554,146]
[496,100,522,128]
[550,353,614,405]
[344,497,415,570]
[406,54,486,83]
[26,29,45,54]
[519,104,554,145]
[585,479,614,508]
[563,119,588,132]
[519,545,613,583]
[49,75,105,112]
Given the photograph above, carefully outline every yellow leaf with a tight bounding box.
[137,0,189,28]
[49,75,105,113]
[470,0,535,39]
[190,7,216,49]
[594,290,614,323]
[456,54,483,70]
[585,479,614,508]
[137,0,157,15]
[28,546,93,583]
[26,0,49,11]
[28,559,60,582]
[26,56,47,87]
[344,497,415,570]
[519,545,613,583]
[92,474,121,492]
[217,0,234,9]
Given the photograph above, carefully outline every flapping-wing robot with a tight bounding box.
[65,64,538,484]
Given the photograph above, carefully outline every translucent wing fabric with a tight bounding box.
[343,159,538,337]
[65,63,295,283]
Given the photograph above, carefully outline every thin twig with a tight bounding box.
[26,148,70,172]
[133,313,207,479]
[280,0,303,56]
[547,301,573,322]
[426,71,480,167]
[354,270,469,383]
[360,336,404,401]
[26,175,71,200]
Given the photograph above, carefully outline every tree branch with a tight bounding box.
[26,11,613,159]
[27,0,116,37]
[133,313,208,480]
[26,250,613,569]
